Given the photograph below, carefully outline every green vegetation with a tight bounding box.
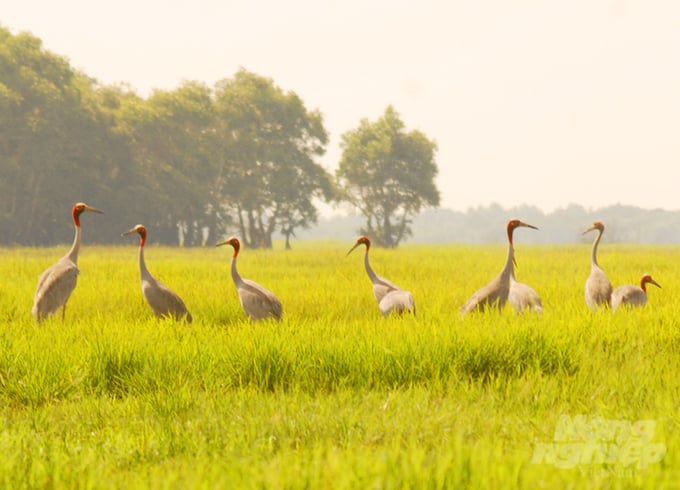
[0,242,678,488]
[0,27,441,249]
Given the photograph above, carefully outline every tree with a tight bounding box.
[213,69,333,248]
[115,82,219,245]
[0,27,121,245]
[336,106,440,247]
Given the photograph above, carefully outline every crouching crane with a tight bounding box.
[122,224,192,322]
[32,202,103,322]
[509,270,543,314]
[610,274,661,312]
[216,237,282,321]
[347,236,415,316]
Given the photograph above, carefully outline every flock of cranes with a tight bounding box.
[32,203,662,323]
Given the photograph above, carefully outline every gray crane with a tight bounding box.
[583,221,613,310]
[216,237,283,321]
[611,274,661,312]
[346,236,415,316]
[32,202,103,322]
[122,224,193,323]
[461,219,538,314]
[509,269,543,314]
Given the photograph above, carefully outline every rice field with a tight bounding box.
[0,241,678,489]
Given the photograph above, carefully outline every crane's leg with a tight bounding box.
[61,302,67,322]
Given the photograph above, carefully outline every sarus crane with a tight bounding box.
[122,224,192,322]
[509,269,543,314]
[583,221,613,310]
[611,274,661,312]
[346,236,416,316]
[461,219,538,314]
[216,237,283,321]
[32,202,103,322]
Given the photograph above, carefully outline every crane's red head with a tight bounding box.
[640,274,661,291]
[506,219,538,245]
[122,224,147,247]
[346,235,371,256]
[72,202,103,227]
[582,221,605,235]
[216,236,240,257]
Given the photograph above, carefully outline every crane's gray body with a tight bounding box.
[362,248,415,316]
[138,245,192,322]
[231,254,282,321]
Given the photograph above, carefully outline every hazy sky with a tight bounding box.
[4,0,680,213]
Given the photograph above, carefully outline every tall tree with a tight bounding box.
[0,27,118,245]
[115,82,219,245]
[336,106,440,247]
[213,69,333,248]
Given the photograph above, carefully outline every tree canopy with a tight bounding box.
[336,106,440,247]
[0,27,440,248]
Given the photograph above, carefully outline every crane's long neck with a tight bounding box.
[591,230,603,267]
[501,241,515,282]
[231,254,243,287]
[138,243,153,282]
[66,224,82,264]
[364,250,379,283]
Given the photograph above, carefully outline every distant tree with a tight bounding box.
[213,69,333,248]
[115,81,219,245]
[336,106,440,247]
[0,27,120,245]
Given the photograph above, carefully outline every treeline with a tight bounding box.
[0,27,440,248]
[293,203,680,244]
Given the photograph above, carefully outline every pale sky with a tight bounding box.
[4,0,680,214]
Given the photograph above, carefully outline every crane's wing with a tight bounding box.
[142,279,192,322]
[32,257,79,319]
[611,285,646,311]
[379,289,416,316]
[509,279,542,313]
[460,276,508,314]
[372,274,402,303]
[240,279,283,321]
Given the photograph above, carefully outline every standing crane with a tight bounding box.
[216,237,282,321]
[509,270,543,313]
[32,202,103,322]
[460,219,538,314]
[346,236,416,316]
[610,274,661,312]
[122,224,192,323]
[583,221,613,310]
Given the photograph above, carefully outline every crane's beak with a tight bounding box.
[582,225,596,235]
[650,278,662,289]
[346,242,361,256]
[520,221,538,230]
[513,256,518,268]
[215,240,229,248]
[121,228,137,237]
[84,205,104,214]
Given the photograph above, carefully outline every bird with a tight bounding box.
[32,202,103,322]
[346,236,416,316]
[215,237,282,321]
[610,274,661,312]
[509,269,543,314]
[583,221,613,311]
[461,218,538,314]
[122,224,192,323]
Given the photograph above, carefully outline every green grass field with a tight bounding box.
[0,241,678,489]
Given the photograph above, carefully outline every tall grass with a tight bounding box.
[0,242,677,488]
